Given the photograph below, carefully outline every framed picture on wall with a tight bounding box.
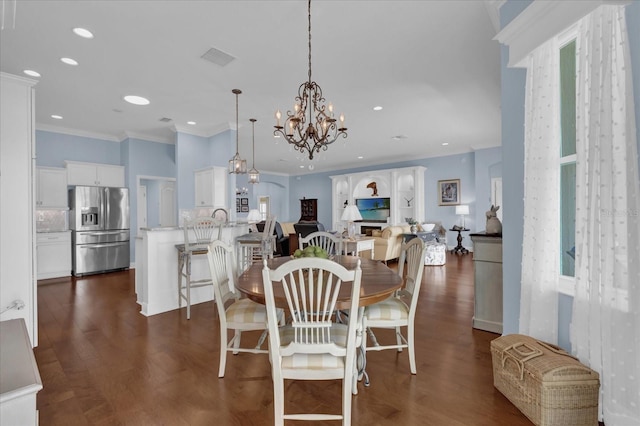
[236,198,241,212]
[438,179,460,206]
[241,197,249,206]
[240,205,249,213]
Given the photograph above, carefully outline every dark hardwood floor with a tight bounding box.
[34,253,533,425]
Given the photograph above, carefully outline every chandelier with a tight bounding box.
[248,118,260,184]
[229,89,247,174]
[274,0,347,160]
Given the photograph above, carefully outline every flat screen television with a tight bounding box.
[355,197,391,223]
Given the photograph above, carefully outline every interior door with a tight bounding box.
[137,185,147,231]
[159,181,176,227]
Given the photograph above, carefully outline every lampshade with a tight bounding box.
[455,205,470,215]
[341,205,362,222]
[247,209,261,223]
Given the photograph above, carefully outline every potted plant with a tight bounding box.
[405,217,418,234]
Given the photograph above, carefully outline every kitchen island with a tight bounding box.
[135,223,249,316]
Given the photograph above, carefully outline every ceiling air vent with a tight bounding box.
[201,47,235,67]
[159,117,172,123]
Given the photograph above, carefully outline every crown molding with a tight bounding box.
[36,123,120,142]
[1,72,38,87]
[495,0,629,68]
[119,131,173,144]
[172,121,233,138]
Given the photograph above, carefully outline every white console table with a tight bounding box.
[0,319,42,425]
[343,236,375,259]
[469,233,503,334]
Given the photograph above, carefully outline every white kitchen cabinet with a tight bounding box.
[36,166,67,208]
[194,166,227,208]
[36,231,72,280]
[0,319,42,426]
[65,160,125,187]
[1,73,37,346]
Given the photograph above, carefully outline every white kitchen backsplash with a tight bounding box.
[36,209,69,232]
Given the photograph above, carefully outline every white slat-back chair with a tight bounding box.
[298,231,343,257]
[207,240,280,377]
[177,217,219,319]
[262,257,362,426]
[362,237,428,374]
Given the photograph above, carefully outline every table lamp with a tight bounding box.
[247,209,261,223]
[455,204,469,228]
[341,204,362,239]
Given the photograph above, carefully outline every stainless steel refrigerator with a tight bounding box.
[69,186,130,276]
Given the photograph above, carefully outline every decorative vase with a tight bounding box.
[410,224,418,234]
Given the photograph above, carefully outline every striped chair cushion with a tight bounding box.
[226,298,269,324]
[364,297,409,321]
[279,323,348,370]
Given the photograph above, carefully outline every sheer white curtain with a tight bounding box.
[519,38,560,344]
[571,5,640,425]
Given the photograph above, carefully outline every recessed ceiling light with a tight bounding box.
[72,27,94,39]
[373,106,383,111]
[60,57,78,66]
[23,70,41,77]
[357,156,364,159]
[51,115,63,120]
[299,165,305,169]
[274,134,281,138]
[442,142,449,146]
[187,121,196,125]
[124,95,150,106]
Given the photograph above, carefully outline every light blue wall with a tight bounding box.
[474,147,502,229]
[175,131,212,210]
[499,1,640,350]
[36,130,121,167]
[124,137,176,260]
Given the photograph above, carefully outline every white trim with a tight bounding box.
[0,72,37,87]
[560,153,577,165]
[172,122,232,138]
[36,123,120,142]
[120,131,173,144]
[494,1,628,68]
[559,274,575,296]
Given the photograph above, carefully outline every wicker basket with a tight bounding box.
[490,334,599,426]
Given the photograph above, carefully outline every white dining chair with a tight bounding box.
[262,257,362,426]
[298,230,343,257]
[207,240,280,378]
[177,216,219,319]
[362,237,428,374]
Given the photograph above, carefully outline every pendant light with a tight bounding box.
[228,89,247,174]
[248,118,260,184]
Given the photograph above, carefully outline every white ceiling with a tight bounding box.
[0,0,502,175]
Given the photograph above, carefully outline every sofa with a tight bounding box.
[256,221,289,257]
[371,222,446,263]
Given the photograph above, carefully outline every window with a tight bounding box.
[258,196,270,221]
[559,40,576,278]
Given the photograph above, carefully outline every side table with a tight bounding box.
[449,228,470,255]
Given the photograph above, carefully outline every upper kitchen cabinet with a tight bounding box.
[65,160,125,187]
[36,167,67,208]
[194,166,227,208]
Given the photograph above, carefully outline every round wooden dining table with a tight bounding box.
[235,255,402,310]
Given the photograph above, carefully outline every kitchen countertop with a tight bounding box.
[141,222,250,232]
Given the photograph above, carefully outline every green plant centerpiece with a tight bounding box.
[292,245,330,259]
